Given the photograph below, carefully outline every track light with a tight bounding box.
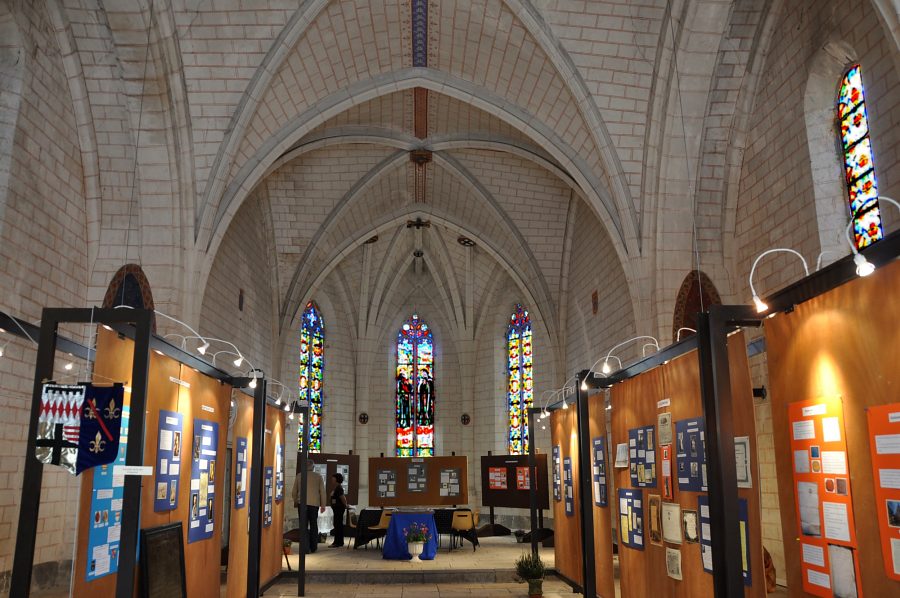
[580,379,588,391]
[562,399,568,410]
[748,248,809,314]
[752,295,768,313]
[233,355,244,367]
[249,377,257,389]
[197,341,210,355]
[854,252,875,277]
[601,361,611,374]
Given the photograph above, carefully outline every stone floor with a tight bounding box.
[263,580,580,597]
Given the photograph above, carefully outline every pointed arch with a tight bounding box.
[671,270,721,342]
[101,264,156,333]
[298,300,324,453]
[506,304,532,455]
[396,314,434,457]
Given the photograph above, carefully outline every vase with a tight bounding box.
[527,578,543,597]
[408,541,425,560]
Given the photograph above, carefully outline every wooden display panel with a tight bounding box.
[261,407,286,585]
[609,332,763,598]
[550,407,583,587]
[479,454,550,509]
[367,456,468,506]
[588,393,616,598]
[73,329,235,598]
[297,452,361,505]
[766,258,900,596]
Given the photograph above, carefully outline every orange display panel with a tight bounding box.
[866,403,900,581]
[788,397,862,597]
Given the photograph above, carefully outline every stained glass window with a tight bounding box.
[396,314,434,457]
[507,304,533,455]
[298,301,324,452]
[838,64,883,248]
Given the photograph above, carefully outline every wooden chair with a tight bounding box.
[450,510,478,552]
[368,510,393,548]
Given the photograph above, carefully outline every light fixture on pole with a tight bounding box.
[675,327,696,342]
[843,196,900,277]
[595,337,659,376]
[748,248,810,313]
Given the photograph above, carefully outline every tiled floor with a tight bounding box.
[263,580,580,597]
[285,535,555,573]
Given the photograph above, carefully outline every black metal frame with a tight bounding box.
[297,401,311,597]
[6,307,277,598]
[11,307,153,598]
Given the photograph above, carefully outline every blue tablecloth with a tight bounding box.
[382,512,438,560]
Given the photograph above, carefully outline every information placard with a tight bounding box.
[187,418,218,543]
[407,462,427,493]
[377,469,397,498]
[618,488,644,550]
[592,436,608,507]
[628,425,656,488]
[563,457,574,516]
[866,402,900,580]
[698,495,713,573]
[439,468,461,497]
[488,467,508,490]
[264,466,273,527]
[675,417,706,492]
[788,397,861,597]
[153,410,182,512]
[234,437,247,510]
[85,406,130,580]
[552,445,561,501]
[275,443,284,502]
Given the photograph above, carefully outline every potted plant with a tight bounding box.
[515,552,546,598]
[403,522,432,560]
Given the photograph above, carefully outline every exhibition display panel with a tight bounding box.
[368,455,468,507]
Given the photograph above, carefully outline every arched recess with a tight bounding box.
[671,270,721,342]
[102,264,156,332]
[0,5,23,227]
[805,40,860,258]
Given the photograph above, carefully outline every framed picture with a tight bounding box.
[682,509,699,543]
[648,494,663,546]
[140,522,186,598]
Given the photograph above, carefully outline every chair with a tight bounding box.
[351,508,383,550]
[341,510,359,549]
[451,510,479,552]
[368,510,393,548]
[433,508,455,549]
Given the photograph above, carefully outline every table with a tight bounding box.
[382,512,438,560]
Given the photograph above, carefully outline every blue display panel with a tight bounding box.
[628,425,656,488]
[153,410,183,512]
[676,417,707,492]
[563,457,574,516]
[698,495,713,573]
[85,406,130,580]
[264,466,274,527]
[618,488,644,550]
[234,437,247,509]
[552,445,561,502]
[188,419,218,543]
[592,436,608,507]
[276,443,284,502]
[697,494,751,584]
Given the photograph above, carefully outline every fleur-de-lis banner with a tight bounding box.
[36,384,86,475]
[76,384,125,475]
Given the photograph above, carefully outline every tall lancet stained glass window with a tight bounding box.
[298,301,324,453]
[396,314,435,457]
[507,304,533,455]
[839,64,883,249]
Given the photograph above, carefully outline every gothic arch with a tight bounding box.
[671,270,721,342]
[102,264,156,332]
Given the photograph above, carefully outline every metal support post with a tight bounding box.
[575,372,596,598]
[247,378,268,598]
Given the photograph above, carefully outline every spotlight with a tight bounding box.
[562,399,568,410]
[197,341,210,355]
[233,355,244,367]
[580,380,588,391]
[601,361,611,375]
[249,377,257,389]
[64,355,74,371]
[752,295,768,313]
[854,253,875,277]
[289,411,294,420]
[541,424,546,430]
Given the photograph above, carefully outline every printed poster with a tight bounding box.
[675,417,707,492]
[592,436,607,507]
[188,419,218,543]
[788,397,861,597]
[85,406,130,580]
[153,410,182,512]
[264,466,273,527]
[234,437,247,509]
[516,466,530,490]
[628,425,656,488]
[488,466,508,490]
[618,488,644,550]
[866,402,900,580]
[563,457,574,516]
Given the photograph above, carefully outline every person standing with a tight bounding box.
[329,473,348,547]
[292,460,327,554]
